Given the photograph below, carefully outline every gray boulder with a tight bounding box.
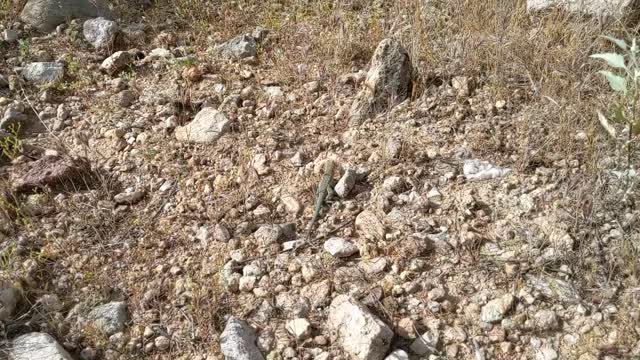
[220,317,265,360]
[83,17,119,49]
[349,38,413,126]
[216,34,257,59]
[85,301,128,335]
[21,62,64,84]
[328,295,393,360]
[174,107,231,144]
[527,0,636,17]
[20,0,113,33]
[10,332,73,360]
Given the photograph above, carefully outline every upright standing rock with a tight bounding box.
[220,317,265,360]
[349,38,413,126]
[20,0,113,33]
[328,295,393,360]
[10,332,73,360]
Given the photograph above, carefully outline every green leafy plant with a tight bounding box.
[18,38,30,60]
[0,124,23,161]
[591,35,640,201]
[591,36,640,168]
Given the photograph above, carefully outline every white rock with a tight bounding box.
[324,237,359,258]
[286,318,312,340]
[480,294,514,323]
[220,317,265,360]
[22,62,64,84]
[10,332,73,360]
[463,159,511,181]
[528,0,634,17]
[385,349,409,360]
[382,176,404,193]
[83,17,118,49]
[534,309,558,330]
[175,107,231,144]
[536,345,559,360]
[328,295,393,360]
[239,276,257,292]
[335,168,357,198]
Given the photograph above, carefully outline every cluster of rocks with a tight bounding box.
[1,0,639,360]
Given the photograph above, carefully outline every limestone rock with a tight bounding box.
[83,17,118,49]
[328,295,393,360]
[527,0,636,17]
[349,39,412,126]
[324,237,359,258]
[480,294,515,323]
[21,62,64,84]
[220,317,265,360]
[10,332,73,360]
[286,318,312,340]
[174,107,231,144]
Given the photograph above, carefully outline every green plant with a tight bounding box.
[591,35,640,200]
[18,39,30,60]
[0,124,23,161]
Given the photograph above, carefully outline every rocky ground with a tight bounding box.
[1,0,639,360]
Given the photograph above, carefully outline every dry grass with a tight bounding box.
[2,0,640,357]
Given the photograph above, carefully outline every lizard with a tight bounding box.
[303,159,335,244]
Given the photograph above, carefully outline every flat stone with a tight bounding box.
[20,0,113,32]
[174,107,231,144]
[324,237,359,258]
[286,318,312,340]
[10,332,73,360]
[216,34,257,59]
[22,62,64,84]
[113,190,146,205]
[12,155,92,193]
[410,331,439,356]
[86,301,128,335]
